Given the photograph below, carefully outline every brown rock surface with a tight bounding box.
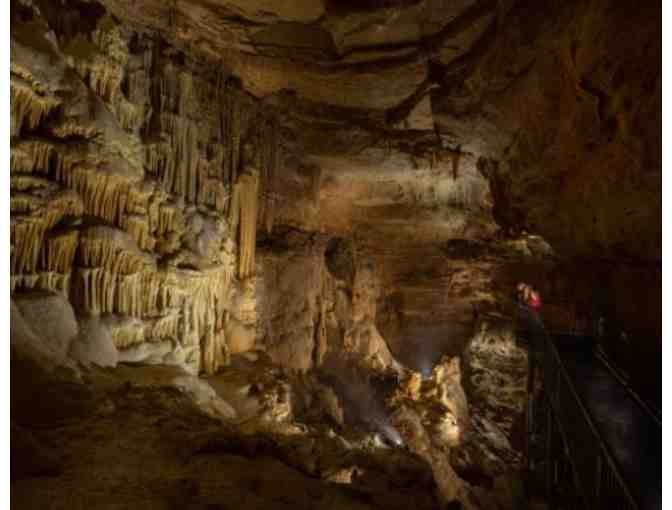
[10,0,660,507]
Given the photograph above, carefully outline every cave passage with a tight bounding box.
[9,0,661,509]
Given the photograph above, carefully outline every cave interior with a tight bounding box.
[9,0,661,508]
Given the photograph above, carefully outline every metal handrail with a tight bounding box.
[539,327,640,509]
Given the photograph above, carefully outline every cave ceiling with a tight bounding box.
[75,0,660,265]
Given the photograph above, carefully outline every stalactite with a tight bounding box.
[259,115,280,234]
[177,266,233,375]
[178,71,192,116]
[114,97,144,131]
[230,88,241,186]
[39,230,79,274]
[11,191,82,275]
[72,267,115,315]
[197,177,229,213]
[78,227,152,275]
[10,140,59,175]
[451,145,462,181]
[39,272,71,295]
[84,63,122,103]
[10,80,60,137]
[228,181,241,238]
[61,168,131,225]
[151,314,181,341]
[123,215,156,251]
[237,171,259,280]
[202,325,229,376]
[11,194,37,214]
[221,82,233,212]
[155,204,179,236]
[109,319,145,350]
[11,175,55,194]
[11,272,70,296]
[51,122,99,140]
[148,114,201,203]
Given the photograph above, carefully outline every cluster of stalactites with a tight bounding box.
[146,114,225,208]
[109,318,146,350]
[77,229,152,275]
[40,230,79,274]
[11,272,71,296]
[10,192,83,275]
[179,266,233,375]
[220,80,241,200]
[72,269,172,318]
[75,15,145,132]
[10,79,60,137]
[10,140,65,175]
[61,167,132,226]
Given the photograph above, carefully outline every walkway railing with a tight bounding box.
[539,330,638,510]
[518,304,642,510]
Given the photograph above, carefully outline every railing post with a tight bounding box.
[526,321,536,474]
[595,451,602,509]
[545,402,556,510]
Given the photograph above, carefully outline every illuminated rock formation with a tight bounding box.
[9,0,660,508]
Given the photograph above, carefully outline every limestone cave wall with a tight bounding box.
[10,0,316,375]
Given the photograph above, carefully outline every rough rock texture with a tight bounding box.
[455,318,528,479]
[69,316,120,368]
[14,291,79,359]
[10,0,660,508]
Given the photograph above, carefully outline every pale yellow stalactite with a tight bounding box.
[11,272,70,296]
[12,222,49,275]
[124,215,156,251]
[40,230,79,274]
[114,97,144,131]
[228,182,241,238]
[110,321,145,350]
[61,168,131,225]
[10,140,57,175]
[231,92,241,185]
[151,314,180,341]
[237,170,259,280]
[10,81,60,136]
